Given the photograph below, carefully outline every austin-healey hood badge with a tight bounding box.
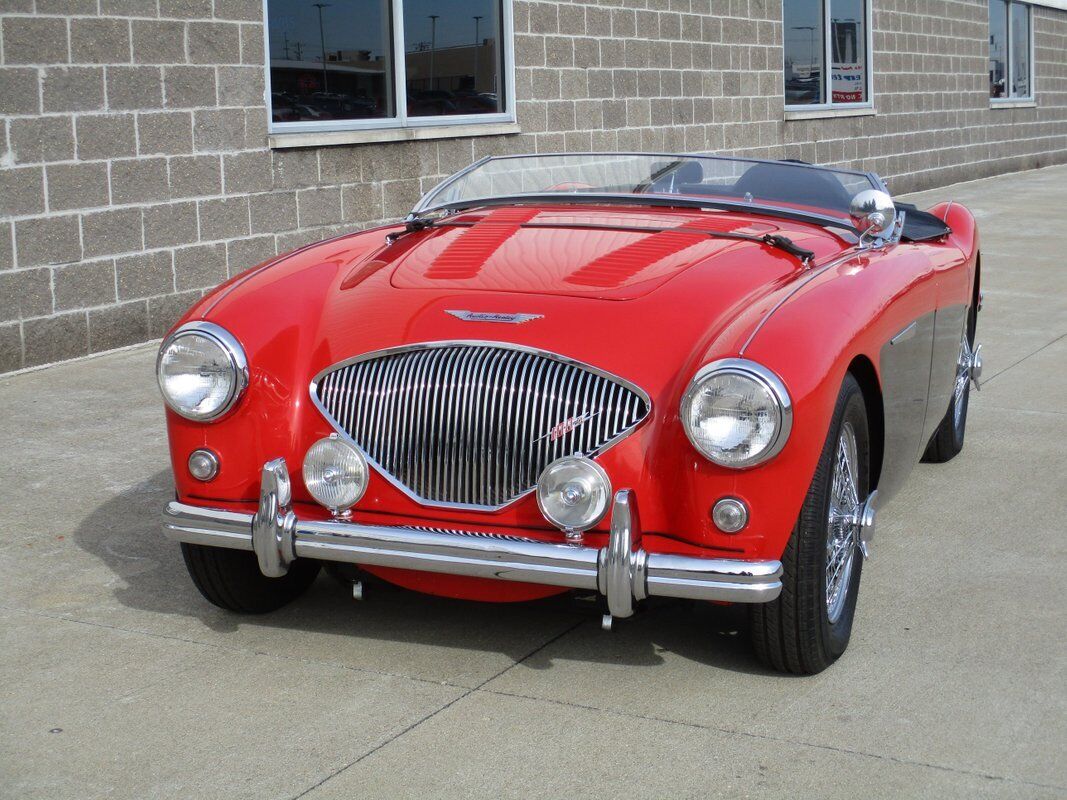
[446,310,543,324]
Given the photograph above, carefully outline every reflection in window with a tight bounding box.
[1011,2,1031,98]
[265,0,509,129]
[830,0,866,104]
[784,0,825,105]
[783,0,869,108]
[990,0,1033,99]
[403,0,502,116]
[989,0,1009,97]
[267,0,393,123]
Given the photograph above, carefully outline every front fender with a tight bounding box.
[735,248,916,558]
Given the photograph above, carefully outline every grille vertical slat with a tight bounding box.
[313,344,649,509]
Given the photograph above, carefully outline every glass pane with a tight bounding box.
[830,0,867,103]
[1011,2,1031,97]
[266,0,394,123]
[403,0,503,117]
[989,0,1009,98]
[784,0,825,105]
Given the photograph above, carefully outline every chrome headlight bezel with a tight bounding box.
[157,321,248,422]
[680,358,793,469]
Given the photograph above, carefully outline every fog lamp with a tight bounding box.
[712,497,748,533]
[536,456,611,539]
[188,449,219,481]
[302,435,368,514]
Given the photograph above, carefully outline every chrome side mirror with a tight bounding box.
[850,189,896,238]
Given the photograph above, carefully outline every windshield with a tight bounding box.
[414,153,880,223]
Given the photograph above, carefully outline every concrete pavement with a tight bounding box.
[2,166,1066,799]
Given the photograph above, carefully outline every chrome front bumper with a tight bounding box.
[162,459,783,618]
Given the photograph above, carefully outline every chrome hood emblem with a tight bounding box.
[446,310,543,324]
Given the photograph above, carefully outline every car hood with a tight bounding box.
[203,205,848,400]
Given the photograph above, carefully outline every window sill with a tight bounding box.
[784,106,876,121]
[990,99,1037,109]
[268,121,522,150]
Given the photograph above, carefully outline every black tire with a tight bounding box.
[181,542,321,613]
[922,305,977,464]
[749,373,870,674]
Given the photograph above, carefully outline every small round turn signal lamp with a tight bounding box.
[187,449,219,481]
[712,497,748,533]
[536,455,611,542]
[302,434,368,515]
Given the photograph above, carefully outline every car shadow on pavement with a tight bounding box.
[74,471,775,676]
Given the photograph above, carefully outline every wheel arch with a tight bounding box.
[847,354,884,492]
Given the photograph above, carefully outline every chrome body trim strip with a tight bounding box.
[163,461,783,608]
[308,341,652,513]
[889,321,918,345]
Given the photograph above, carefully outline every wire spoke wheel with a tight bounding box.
[825,421,860,623]
[953,332,973,431]
[750,373,869,674]
[922,303,979,464]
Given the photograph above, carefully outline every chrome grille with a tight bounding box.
[312,343,650,510]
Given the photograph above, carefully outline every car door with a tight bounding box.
[875,245,939,502]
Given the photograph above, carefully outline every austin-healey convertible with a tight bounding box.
[159,153,982,674]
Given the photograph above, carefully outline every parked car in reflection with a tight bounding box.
[407,89,458,116]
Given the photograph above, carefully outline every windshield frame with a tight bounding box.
[411,152,888,235]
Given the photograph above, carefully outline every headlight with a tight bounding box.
[303,435,368,514]
[157,322,247,421]
[536,456,612,536]
[680,359,792,468]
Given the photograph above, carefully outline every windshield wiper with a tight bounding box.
[384,212,446,244]
[746,233,816,264]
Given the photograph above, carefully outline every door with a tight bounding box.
[875,247,939,502]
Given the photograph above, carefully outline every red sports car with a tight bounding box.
[159,153,982,674]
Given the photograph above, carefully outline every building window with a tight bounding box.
[783,0,872,110]
[265,0,514,134]
[989,0,1033,100]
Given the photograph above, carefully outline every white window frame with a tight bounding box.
[783,0,875,114]
[990,0,1036,105]
[262,0,517,137]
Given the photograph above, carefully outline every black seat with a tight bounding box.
[731,163,853,211]
[648,160,704,193]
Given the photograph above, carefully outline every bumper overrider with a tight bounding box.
[162,459,783,620]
